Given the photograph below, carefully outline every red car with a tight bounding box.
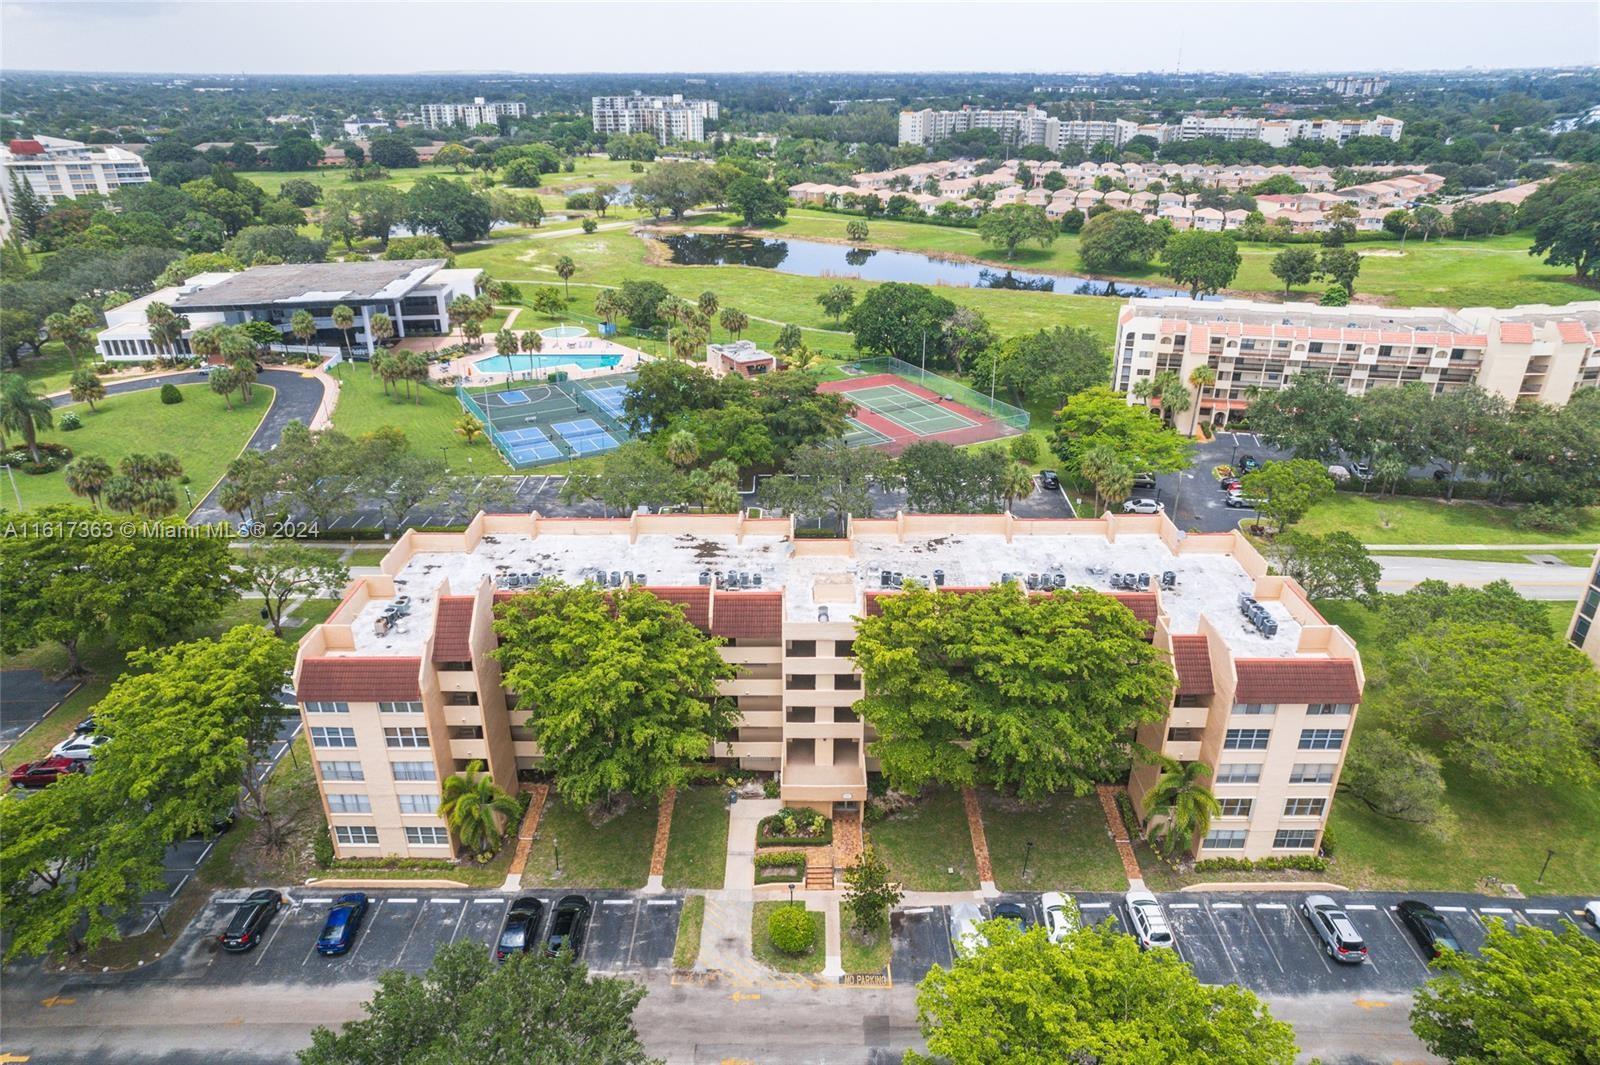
[9,756,83,789]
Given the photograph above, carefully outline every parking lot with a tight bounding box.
[160,888,683,986]
[891,890,1600,992]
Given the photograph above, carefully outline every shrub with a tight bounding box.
[1514,502,1581,534]
[160,383,183,404]
[1009,434,1041,464]
[753,850,807,883]
[1193,854,1329,873]
[762,778,781,799]
[1115,790,1141,836]
[759,807,832,846]
[58,412,82,431]
[581,219,598,234]
[313,826,336,867]
[767,904,815,955]
[1,442,73,473]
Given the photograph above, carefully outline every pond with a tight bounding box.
[655,233,1207,299]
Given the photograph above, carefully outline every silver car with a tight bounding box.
[1041,892,1080,945]
[1124,889,1174,951]
[950,902,986,955]
[1300,894,1368,964]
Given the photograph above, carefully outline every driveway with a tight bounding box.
[188,369,332,525]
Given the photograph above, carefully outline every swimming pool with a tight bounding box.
[470,353,621,373]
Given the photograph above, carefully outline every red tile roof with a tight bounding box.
[711,590,783,641]
[1556,320,1591,344]
[1233,658,1361,704]
[431,596,475,663]
[643,586,712,630]
[299,657,422,701]
[1111,592,1159,627]
[1497,321,1535,345]
[1171,635,1214,696]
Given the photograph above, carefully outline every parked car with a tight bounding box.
[1396,900,1460,958]
[1351,461,1372,480]
[1300,895,1368,964]
[1583,901,1599,928]
[1124,889,1174,951]
[991,901,1031,929]
[1040,892,1080,944]
[544,894,591,958]
[1238,455,1260,472]
[73,716,97,734]
[219,889,284,953]
[1131,473,1157,491]
[1219,477,1242,492]
[950,901,987,954]
[1225,494,1264,509]
[9,757,84,789]
[315,893,369,956]
[497,896,546,961]
[1122,498,1165,514]
[1039,470,1060,491]
[51,733,110,761]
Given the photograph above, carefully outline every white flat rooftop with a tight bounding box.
[343,528,1302,659]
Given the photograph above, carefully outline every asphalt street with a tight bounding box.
[1375,553,1592,599]
[0,669,79,751]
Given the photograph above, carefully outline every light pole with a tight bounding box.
[1022,840,1035,881]
[1538,848,1556,884]
[1,464,22,508]
[788,884,796,908]
[553,836,562,876]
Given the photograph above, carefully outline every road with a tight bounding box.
[1375,554,1591,598]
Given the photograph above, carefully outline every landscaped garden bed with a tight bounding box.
[753,850,808,884]
[757,806,833,847]
[751,900,825,974]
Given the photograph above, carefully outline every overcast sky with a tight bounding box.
[3,1,1597,76]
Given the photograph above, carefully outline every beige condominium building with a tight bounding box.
[1571,547,1600,667]
[293,511,1363,865]
[1114,297,1600,426]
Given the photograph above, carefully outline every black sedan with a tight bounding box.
[315,893,370,956]
[991,901,1031,929]
[1397,900,1462,958]
[545,895,591,958]
[219,889,283,953]
[496,896,545,961]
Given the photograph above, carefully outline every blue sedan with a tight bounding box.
[315,893,369,956]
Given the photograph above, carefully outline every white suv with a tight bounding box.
[1041,892,1080,944]
[1124,889,1175,951]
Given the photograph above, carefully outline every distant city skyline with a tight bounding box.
[3,1,1597,77]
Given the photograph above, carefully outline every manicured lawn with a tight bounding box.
[840,915,893,975]
[980,790,1128,892]
[520,795,657,888]
[750,901,826,974]
[673,895,705,969]
[11,342,92,394]
[327,365,510,475]
[1369,546,1599,566]
[345,547,394,567]
[1315,599,1598,895]
[1295,493,1600,545]
[661,786,730,890]
[867,789,980,892]
[9,383,273,515]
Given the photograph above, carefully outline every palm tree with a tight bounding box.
[439,760,520,859]
[719,307,748,341]
[144,302,189,363]
[68,368,105,411]
[209,365,242,409]
[330,304,356,356]
[665,429,700,469]
[787,343,817,372]
[999,461,1035,512]
[1187,365,1216,436]
[63,455,113,509]
[495,328,518,357]
[44,311,86,370]
[1078,444,1131,514]
[554,255,576,298]
[454,414,485,445]
[0,374,54,462]
[368,312,395,357]
[189,325,224,367]
[218,477,255,521]
[697,290,719,319]
[1139,753,1221,858]
[593,288,622,329]
[290,309,318,356]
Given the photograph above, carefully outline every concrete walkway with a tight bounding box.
[1375,554,1590,599]
[1365,542,1599,551]
[694,797,776,975]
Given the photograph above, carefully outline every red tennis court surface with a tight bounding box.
[819,372,1021,455]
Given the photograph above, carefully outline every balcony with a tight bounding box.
[1163,739,1202,762]
[722,676,783,698]
[449,738,489,762]
[783,737,866,796]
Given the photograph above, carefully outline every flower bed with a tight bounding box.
[758,807,832,848]
[753,849,807,884]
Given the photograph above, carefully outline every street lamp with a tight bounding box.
[788,884,795,908]
[1022,840,1035,880]
[1538,848,1557,884]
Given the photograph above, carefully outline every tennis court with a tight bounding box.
[498,426,564,464]
[457,372,638,469]
[844,418,893,447]
[553,418,620,456]
[846,384,978,436]
[582,384,629,421]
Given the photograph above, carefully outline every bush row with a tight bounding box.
[753,850,807,884]
[1333,474,1538,505]
[1193,854,1330,873]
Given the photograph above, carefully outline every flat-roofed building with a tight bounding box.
[1570,548,1600,667]
[419,98,526,130]
[706,340,777,378]
[294,511,1363,864]
[592,92,719,145]
[1113,297,1600,426]
[1,136,151,233]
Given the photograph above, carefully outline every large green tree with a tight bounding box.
[845,282,957,364]
[234,542,350,636]
[853,584,1174,799]
[1050,387,1193,478]
[1243,372,1357,462]
[1410,920,1600,1065]
[1161,230,1241,298]
[1240,459,1335,533]
[724,176,787,227]
[1522,166,1600,279]
[298,942,658,1065]
[403,176,492,246]
[970,325,1109,406]
[763,444,892,528]
[1269,530,1380,600]
[1077,209,1169,273]
[976,204,1057,259]
[493,583,738,809]
[909,919,1297,1065]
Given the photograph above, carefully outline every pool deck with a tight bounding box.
[435,337,652,388]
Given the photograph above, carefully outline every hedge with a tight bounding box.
[1333,474,1543,505]
[754,850,807,884]
[1193,854,1329,873]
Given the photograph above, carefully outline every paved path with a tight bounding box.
[0,669,80,751]
[1368,542,1599,551]
[1376,554,1590,599]
[187,368,332,524]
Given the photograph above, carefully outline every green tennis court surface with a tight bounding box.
[847,384,978,436]
[844,418,893,447]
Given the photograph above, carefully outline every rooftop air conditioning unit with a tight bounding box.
[933,569,945,587]
[818,607,830,622]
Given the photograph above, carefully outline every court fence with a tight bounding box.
[838,356,1030,431]
[456,375,638,470]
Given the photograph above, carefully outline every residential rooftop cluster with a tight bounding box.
[897,104,1403,150]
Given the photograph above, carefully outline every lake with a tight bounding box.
[655,233,1205,299]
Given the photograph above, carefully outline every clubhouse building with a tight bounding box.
[294,511,1362,868]
[95,260,483,363]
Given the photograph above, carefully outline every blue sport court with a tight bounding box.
[582,384,629,421]
[497,425,563,464]
[553,418,620,456]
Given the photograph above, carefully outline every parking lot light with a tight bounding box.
[1022,840,1034,880]
[1538,848,1556,884]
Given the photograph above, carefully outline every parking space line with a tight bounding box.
[902,906,933,914]
[430,898,461,905]
[603,898,632,906]
[1292,906,1335,973]
[301,898,332,906]
[1212,902,1242,909]
[1346,904,1378,911]
[625,901,643,969]
[1526,908,1561,915]
[1384,907,1432,970]
[1169,903,1200,909]
[1480,906,1514,913]
[474,898,506,905]
[1201,903,1242,983]
[647,899,678,906]
[252,903,297,966]
[1246,906,1285,974]
[386,898,418,904]
[1080,902,1110,909]
[448,901,470,944]
[1255,903,1286,910]
[1435,906,1467,912]
[168,874,189,899]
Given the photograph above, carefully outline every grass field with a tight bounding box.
[750,901,826,974]
[980,790,1128,892]
[327,365,508,474]
[5,383,272,515]
[840,915,893,975]
[1316,599,1598,894]
[867,789,980,891]
[519,795,657,888]
[673,895,705,969]
[661,787,730,890]
[1296,493,1600,545]
[11,342,91,395]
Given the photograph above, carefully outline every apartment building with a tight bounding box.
[1570,548,1600,667]
[1326,76,1391,97]
[293,510,1363,863]
[418,97,526,130]
[897,108,1402,149]
[94,260,482,362]
[591,92,720,145]
[1174,113,1404,146]
[1,136,151,228]
[1113,297,1600,424]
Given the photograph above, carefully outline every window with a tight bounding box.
[379,700,424,713]
[1215,763,1261,784]
[405,826,449,846]
[1174,694,1208,708]
[448,726,484,740]
[391,761,436,781]
[327,793,371,814]
[443,691,478,706]
[786,640,816,657]
[334,825,379,846]
[1273,829,1317,849]
[304,701,349,714]
[787,675,816,690]
[385,727,430,748]
[835,674,861,691]
[438,661,473,672]
[398,793,440,814]
[835,640,855,657]
[1289,763,1335,784]
[1202,829,1247,849]
[1217,798,1253,817]
[1283,797,1326,817]
[1166,726,1203,742]
[319,761,364,781]
[1232,703,1275,715]
[311,726,357,749]
[1224,728,1271,750]
[1298,728,1346,751]
[1306,703,1351,716]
